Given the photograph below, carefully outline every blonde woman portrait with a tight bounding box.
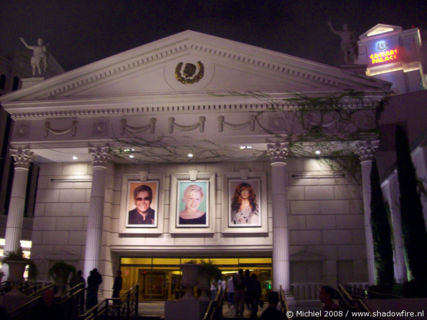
[179,184,206,225]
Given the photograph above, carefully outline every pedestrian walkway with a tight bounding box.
[138,301,268,319]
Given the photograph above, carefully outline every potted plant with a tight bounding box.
[2,248,32,295]
[48,261,76,297]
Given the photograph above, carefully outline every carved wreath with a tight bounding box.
[175,61,204,84]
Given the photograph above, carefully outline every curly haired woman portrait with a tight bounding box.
[230,182,259,225]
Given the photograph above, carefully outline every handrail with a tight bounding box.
[28,282,54,297]
[202,286,225,320]
[336,284,357,311]
[337,284,372,316]
[8,293,45,318]
[57,282,85,303]
[79,284,139,320]
[337,284,353,303]
[0,280,53,297]
[8,282,83,319]
[279,285,289,315]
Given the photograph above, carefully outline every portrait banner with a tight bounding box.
[126,180,159,228]
[176,180,209,227]
[228,179,261,227]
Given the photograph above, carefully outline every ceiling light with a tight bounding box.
[187,153,194,158]
[315,150,321,155]
[129,154,134,159]
[72,156,78,160]
[124,148,130,152]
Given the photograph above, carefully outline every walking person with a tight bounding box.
[112,270,123,314]
[243,269,251,310]
[112,270,122,298]
[210,279,218,300]
[246,274,262,319]
[233,269,245,317]
[227,276,235,309]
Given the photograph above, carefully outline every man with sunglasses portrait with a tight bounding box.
[128,185,155,224]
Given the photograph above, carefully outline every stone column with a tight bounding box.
[4,147,33,254]
[412,145,427,230]
[83,145,110,279]
[267,141,290,292]
[2,147,33,279]
[354,139,379,285]
[381,171,407,283]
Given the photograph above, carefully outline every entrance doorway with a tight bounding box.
[120,257,272,301]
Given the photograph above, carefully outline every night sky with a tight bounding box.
[1,0,426,71]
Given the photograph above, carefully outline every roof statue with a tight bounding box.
[19,37,48,76]
[327,21,357,65]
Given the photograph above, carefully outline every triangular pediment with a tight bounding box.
[360,24,403,39]
[1,30,389,104]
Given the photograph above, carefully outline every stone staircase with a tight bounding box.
[137,300,323,319]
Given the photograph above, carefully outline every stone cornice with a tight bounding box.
[5,92,385,120]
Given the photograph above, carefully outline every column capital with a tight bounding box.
[89,145,111,168]
[267,141,289,165]
[354,140,380,162]
[10,146,33,170]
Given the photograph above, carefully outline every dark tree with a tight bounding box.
[370,160,394,286]
[395,125,427,284]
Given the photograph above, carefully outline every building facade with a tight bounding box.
[1,30,422,300]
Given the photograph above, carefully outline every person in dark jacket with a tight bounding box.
[86,268,103,309]
[233,269,245,317]
[112,270,123,298]
[246,273,262,319]
[260,291,285,320]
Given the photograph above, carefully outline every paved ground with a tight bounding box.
[138,300,323,318]
[139,301,268,319]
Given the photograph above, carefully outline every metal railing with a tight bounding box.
[8,282,81,320]
[202,286,225,320]
[344,282,369,299]
[279,285,289,316]
[79,285,139,320]
[290,282,322,300]
[0,280,52,297]
[337,284,373,319]
[8,292,45,319]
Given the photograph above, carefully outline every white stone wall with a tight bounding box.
[286,159,367,284]
[30,158,367,292]
[31,162,92,280]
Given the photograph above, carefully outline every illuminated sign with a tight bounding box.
[370,49,398,64]
[369,40,399,65]
[375,40,387,51]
